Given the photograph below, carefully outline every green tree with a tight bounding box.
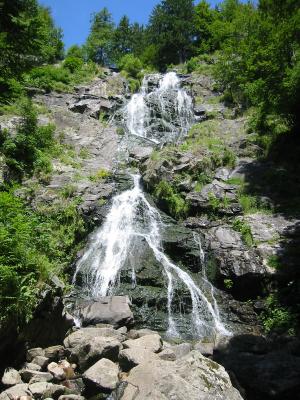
[194,0,217,53]
[0,0,63,100]
[85,8,115,65]
[214,0,300,132]
[113,16,132,61]
[148,0,196,69]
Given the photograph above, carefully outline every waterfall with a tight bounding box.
[73,71,230,339]
[124,72,194,143]
[74,175,230,338]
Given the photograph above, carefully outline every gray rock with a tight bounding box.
[158,348,177,361]
[126,328,157,340]
[119,351,243,400]
[28,382,66,399]
[122,334,163,353]
[171,343,192,359]
[215,168,231,181]
[129,147,153,162]
[214,227,243,249]
[83,358,119,392]
[78,296,134,328]
[1,368,22,386]
[0,384,29,400]
[20,370,53,383]
[44,346,65,361]
[64,327,124,348]
[22,363,42,371]
[119,348,158,372]
[47,363,66,381]
[27,348,45,362]
[32,356,50,369]
[194,342,214,357]
[58,396,85,400]
[64,330,122,370]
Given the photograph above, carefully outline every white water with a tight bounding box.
[74,175,230,338]
[125,72,194,142]
[74,72,231,338]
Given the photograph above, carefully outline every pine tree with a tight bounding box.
[148,0,196,69]
[85,8,115,65]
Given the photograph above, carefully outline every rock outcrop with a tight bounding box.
[0,323,243,400]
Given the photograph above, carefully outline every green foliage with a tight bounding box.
[224,278,233,289]
[0,99,55,181]
[238,193,272,214]
[118,54,143,79]
[213,0,300,135]
[267,255,282,270]
[85,8,115,64]
[63,57,84,73]
[232,218,253,246]
[0,191,85,325]
[89,169,112,182]
[148,0,196,69]
[155,180,189,219]
[23,62,100,93]
[0,0,63,101]
[261,294,297,335]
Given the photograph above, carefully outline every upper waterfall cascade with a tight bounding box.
[73,72,231,338]
[124,72,194,143]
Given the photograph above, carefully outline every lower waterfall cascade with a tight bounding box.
[73,72,231,339]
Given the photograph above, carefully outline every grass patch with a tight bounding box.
[89,168,112,182]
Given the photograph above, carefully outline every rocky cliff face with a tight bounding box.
[1,68,299,400]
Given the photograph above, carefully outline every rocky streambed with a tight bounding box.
[0,297,242,400]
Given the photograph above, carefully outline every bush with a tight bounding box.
[155,180,189,219]
[0,99,55,181]
[118,54,143,79]
[63,56,84,73]
[0,191,85,326]
[24,65,71,92]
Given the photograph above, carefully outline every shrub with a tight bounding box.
[63,56,84,73]
[0,99,55,182]
[261,294,297,335]
[0,191,86,326]
[155,180,189,219]
[24,66,71,92]
[89,169,112,182]
[232,219,254,246]
[118,54,143,79]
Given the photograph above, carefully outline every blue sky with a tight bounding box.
[39,0,220,49]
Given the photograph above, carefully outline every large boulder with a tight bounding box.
[64,328,123,371]
[28,382,66,399]
[83,358,119,393]
[1,368,22,387]
[78,296,134,328]
[214,334,300,400]
[0,384,29,400]
[122,334,163,353]
[118,351,243,400]
[119,348,158,372]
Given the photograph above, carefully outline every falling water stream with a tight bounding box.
[73,72,231,339]
[125,72,194,143]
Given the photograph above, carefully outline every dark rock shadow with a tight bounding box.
[214,333,300,400]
